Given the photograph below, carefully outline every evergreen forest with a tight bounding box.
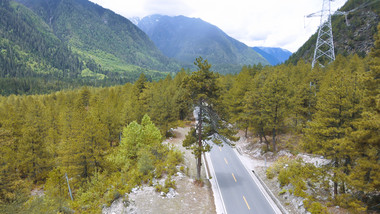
[0,0,175,96]
[0,0,379,212]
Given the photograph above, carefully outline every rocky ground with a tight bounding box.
[103,126,216,214]
[233,131,342,214]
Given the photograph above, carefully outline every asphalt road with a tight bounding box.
[208,141,280,214]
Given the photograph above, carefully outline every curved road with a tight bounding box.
[208,141,281,214]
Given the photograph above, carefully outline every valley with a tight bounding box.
[0,0,379,213]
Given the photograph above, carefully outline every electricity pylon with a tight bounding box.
[310,0,335,68]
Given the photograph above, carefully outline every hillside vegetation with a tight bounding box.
[15,0,180,73]
[1,25,379,212]
[0,0,179,95]
[287,0,380,64]
[221,24,380,213]
[1,0,379,212]
[0,72,191,213]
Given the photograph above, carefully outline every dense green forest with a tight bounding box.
[222,25,379,213]
[1,0,379,209]
[0,0,172,96]
[1,28,379,211]
[0,71,191,213]
[15,0,180,73]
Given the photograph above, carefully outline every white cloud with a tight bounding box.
[89,0,348,52]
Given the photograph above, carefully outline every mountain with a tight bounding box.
[0,0,98,94]
[252,47,292,65]
[136,14,269,74]
[287,0,380,64]
[14,0,180,74]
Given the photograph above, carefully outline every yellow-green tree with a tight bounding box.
[19,97,50,183]
[261,66,290,152]
[182,57,237,180]
[224,69,253,137]
[349,24,380,194]
[304,55,365,197]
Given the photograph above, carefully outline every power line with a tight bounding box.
[307,0,379,68]
[311,0,335,68]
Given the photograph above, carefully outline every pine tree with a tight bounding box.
[349,24,380,193]
[286,60,317,131]
[95,87,125,147]
[0,127,28,204]
[244,68,270,146]
[261,66,289,152]
[147,75,177,136]
[43,167,68,212]
[129,73,148,123]
[173,69,191,120]
[224,69,253,137]
[19,97,50,183]
[109,114,162,172]
[304,55,365,197]
[182,57,237,180]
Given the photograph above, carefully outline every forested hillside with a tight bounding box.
[220,24,380,213]
[0,0,179,95]
[15,0,180,73]
[0,72,190,213]
[1,25,379,212]
[287,0,380,64]
[0,0,98,95]
[1,0,379,211]
[137,14,269,74]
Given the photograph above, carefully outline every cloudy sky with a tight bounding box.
[88,0,348,52]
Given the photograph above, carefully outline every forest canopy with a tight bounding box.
[0,22,379,214]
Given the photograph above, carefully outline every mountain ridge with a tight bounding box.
[0,0,184,95]
[15,0,180,73]
[252,47,292,65]
[137,14,269,74]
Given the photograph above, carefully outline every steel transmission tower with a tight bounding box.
[311,0,335,68]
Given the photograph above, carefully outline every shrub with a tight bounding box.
[334,194,367,213]
[155,184,169,194]
[279,188,287,195]
[164,176,176,189]
[303,199,327,214]
[137,150,155,175]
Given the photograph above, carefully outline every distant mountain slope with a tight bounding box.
[0,0,81,78]
[0,0,177,95]
[252,47,292,65]
[0,0,94,94]
[15,0,180,73]
[287,0,380,64]
[137,14,269,74]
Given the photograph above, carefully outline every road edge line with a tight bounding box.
[205,151,228,214]
[233,148,288,214]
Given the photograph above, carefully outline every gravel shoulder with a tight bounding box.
[233,131,301,214]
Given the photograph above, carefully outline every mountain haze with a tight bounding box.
[252,47,292,65]
[137,14,269,74]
